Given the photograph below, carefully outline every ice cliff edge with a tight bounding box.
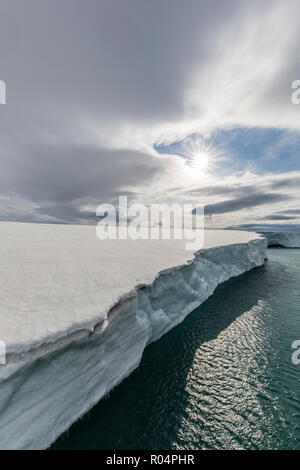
[260,231,300,248]
[0,223,267,449]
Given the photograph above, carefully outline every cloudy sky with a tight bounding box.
[0,0,300,230]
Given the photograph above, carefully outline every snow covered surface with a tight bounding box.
[0,222,267,449]
[260,231,300,248]
[0,222,265,361]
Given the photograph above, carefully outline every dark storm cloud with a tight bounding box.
[282,209,300,215]
[0,142,165,223]
[183,184,255,198]
[6,145,162,203]
[0,0,239,124]
[228,223,300,232]
[264,215,296,221]
[35,204,98,224]
[0,0,242,222]
[270,176,300,190]
[183,173,300,210]
[193,192,291,216]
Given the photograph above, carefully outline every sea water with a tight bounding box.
[52,249,300,450]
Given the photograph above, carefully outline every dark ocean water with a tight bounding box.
[52,249,300,450]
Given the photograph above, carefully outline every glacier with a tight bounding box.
[0,222,267,449]
[260,231,300,248]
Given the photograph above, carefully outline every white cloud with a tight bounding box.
[0,0,299,226]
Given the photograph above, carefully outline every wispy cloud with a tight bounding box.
[0,0,299,227]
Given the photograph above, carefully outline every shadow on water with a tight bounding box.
[52,252,299,450]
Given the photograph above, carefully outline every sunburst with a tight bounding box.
[180,135,216,175]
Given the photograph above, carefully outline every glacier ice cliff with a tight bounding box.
[0,223,267,449]
[261,231,300,248]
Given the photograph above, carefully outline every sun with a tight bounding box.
[181,135,216,175]
[191,151,209,171]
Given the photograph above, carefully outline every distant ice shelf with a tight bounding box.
[0,222,267,449]
[260,231,300,248]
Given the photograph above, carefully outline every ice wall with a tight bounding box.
[0,234,267,450]
[261,231,300,248]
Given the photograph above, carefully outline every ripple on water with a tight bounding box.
[52,249,300,450]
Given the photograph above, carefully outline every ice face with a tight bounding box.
[0,222,267,449]
[0,222,265,361]
[260,231,300,248]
